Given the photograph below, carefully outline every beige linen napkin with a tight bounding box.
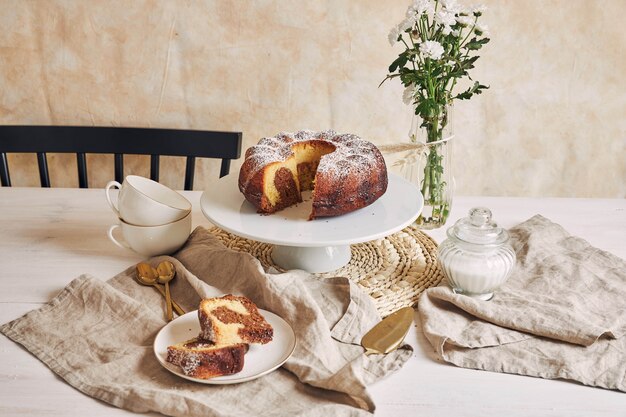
[1,227,412,417]
[419,215,626,391]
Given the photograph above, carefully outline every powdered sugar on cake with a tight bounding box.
[179,352,202,375]
[240,130,379,189]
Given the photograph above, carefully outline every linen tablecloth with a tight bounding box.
[1,227,412,417]
[419,215,626,391]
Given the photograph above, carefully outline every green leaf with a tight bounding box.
[464,37,490,50]
[454,81,478,100]
[447,70,467,78]
[388,53,409,73]
[454,81,490,100]
[460,56,479,69]
[431,66,444,78]
[400,70,418,85]
[465,41,482,50]
[414,101,430,116]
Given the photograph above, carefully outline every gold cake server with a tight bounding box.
[361,306,414,355]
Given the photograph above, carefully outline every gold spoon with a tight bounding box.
[135,262,185,317]
[156,261,176,322]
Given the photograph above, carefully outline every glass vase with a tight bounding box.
[403,105,454,229]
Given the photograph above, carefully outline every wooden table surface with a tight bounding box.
[1,187,625,417]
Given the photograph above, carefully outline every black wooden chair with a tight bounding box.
[0,125,242,190]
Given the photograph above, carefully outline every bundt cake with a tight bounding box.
[198,295,274,345]
[238,130,388,219]
[166,338,248,378]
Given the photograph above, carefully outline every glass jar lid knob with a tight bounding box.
[469,207,492,227]
[449,207,509,246]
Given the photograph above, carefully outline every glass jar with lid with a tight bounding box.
[437,207,516,300]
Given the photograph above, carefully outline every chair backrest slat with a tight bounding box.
[37,153,50,187]
[219,159,230,178]
[0,126,242,189]
[184,157,196,191]
[114,153,124,183]
[76,153,88,188]
[0,153,10,186]
[150,155,160,182]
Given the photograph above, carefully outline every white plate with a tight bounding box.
[153,309,296,384]
[200,172,423,247]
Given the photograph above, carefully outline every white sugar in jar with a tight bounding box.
[438,207,516,301]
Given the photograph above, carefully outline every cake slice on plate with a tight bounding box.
[198,294,274,345]
[166,338,248,379]
[166,295,274,379]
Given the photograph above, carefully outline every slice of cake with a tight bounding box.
[166,337,249,379]
[166,295,273,380]
[198,295,274,345]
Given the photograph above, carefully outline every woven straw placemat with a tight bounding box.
[208,225,444,317]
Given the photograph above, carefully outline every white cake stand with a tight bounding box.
[200,173,423,273]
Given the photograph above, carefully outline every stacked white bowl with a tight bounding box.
[105,175,192,256]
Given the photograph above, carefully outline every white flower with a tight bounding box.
[440,0,457,9]
[441,25,453,35]
[419,40,445,60]
[435,10,457,27]
[402,85,417,105]
[407,0,434,17]
[388,26,401,45]
[440,0,461,13]
[398,16,416,32]
[472,4,487,15]
[474,23,490,36]
[456,15,474,27]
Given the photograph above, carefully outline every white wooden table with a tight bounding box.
[1,187,624,417]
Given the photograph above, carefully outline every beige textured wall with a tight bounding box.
[1,0,624,197]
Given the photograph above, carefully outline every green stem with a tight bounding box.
[417,107,451,227]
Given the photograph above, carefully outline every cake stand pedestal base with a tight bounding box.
[271,244,351,273]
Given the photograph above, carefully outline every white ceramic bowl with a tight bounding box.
[107,211,192,256]
[105,175,191,226]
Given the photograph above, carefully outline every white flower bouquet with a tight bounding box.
[383,0,490,227]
